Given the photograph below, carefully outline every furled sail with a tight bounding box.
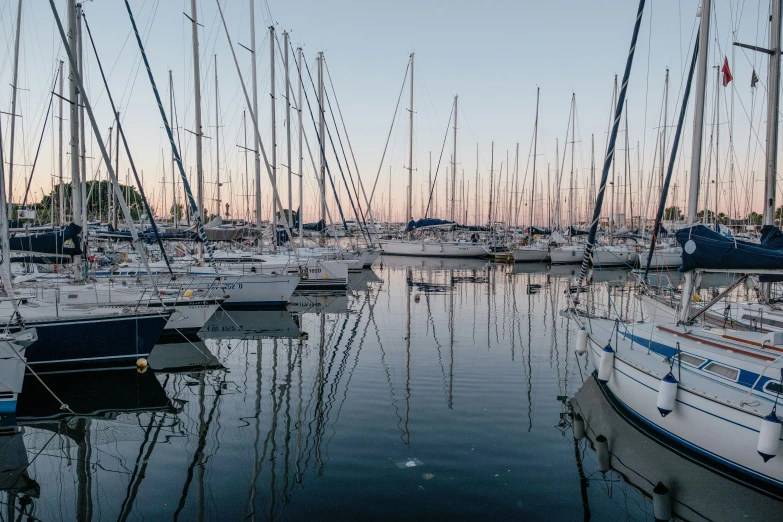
[676,225,783,273]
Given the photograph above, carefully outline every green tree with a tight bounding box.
[746,211,762,225]
[663,206,682,220]
[40,181,145,224]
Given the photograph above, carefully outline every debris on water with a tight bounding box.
[422,473,434,480]
[395,458,424,469]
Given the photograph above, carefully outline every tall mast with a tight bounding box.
[569,93,575,230]
[529,87,539,233]
[215,54,221,217]
[189,0,204,264]
[474,144,478,225]
[67,0,82,254]
[554,138,560,230]
[284,31,293,229]
[610,75,617,232]
[715,66,720,227]
[318,52,326,229]
[662,68,669,191]
[488,142,494,226]
[58,60,65,225]
[407,53,414,224]
[270,26,277,243]
[451,95,457,222]
[113,110,119,229]
[170,70,177,228]
[679,0,712,322]
[249,0,261,240]
[7,0,22,220]
[243,110,248,222]
[624,99,630,228]
[77,4,87,229]
[297,46,304,247]
[428,151,431,218]
[764,0,783,225]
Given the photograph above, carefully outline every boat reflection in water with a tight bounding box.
[570,376,783,521]
[199,309,301,340]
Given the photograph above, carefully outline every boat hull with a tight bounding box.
[378,240,489,258]
[512,247,550,263]
[15,313,168,367]
[638,248,683,268]
[577,316,783,489]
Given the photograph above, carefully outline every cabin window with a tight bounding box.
[677,353,706,368]
[764,381,783,395]
[703,362,739,381]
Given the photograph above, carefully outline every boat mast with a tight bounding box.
[249,0,262,242]
[189,0,205,264]
[58,60,65,225]
[529,87,539,235]
[7,0,22,220]
[610,75,617,233]
[407,53,414,225]
[68,0,83,277]
[764,0,783,226]
[270,26,277,245]
[474,144,479,226]
[215,54,221,218]
[488,142,494,226]
[77,5,87,230]
[679,0,712,322]
[284,31,293,229]
[297,46,304,247]
[318,52,326,234]
[170,70,178,228]
[451,95,457,222]
[714,66,720,228]
[569,93,575,231]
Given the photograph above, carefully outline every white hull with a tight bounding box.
[639,248,682,268]
[178,273,299,307]
[550,245,637,266]
[512,246,550,263]
[574,315,783,488]
[379,240,489,258]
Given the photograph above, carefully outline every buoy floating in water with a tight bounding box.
[576,328,588,355]
[652,482,672,522]
[595,434,610,473]
[573,413,585,440]
[597,344,615,383]
[656,372,678,417]
[757,409,782,462]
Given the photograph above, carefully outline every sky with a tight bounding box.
[0,0,778,226]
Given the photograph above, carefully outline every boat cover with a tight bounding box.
[405,218,456,231]
[676,224,783,273]
[9,223,82,256]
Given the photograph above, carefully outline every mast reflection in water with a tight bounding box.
[0,259,776,520]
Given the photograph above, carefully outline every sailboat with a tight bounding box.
[379,56,489,259]
[566,0,783,490]
[514,87,550,263]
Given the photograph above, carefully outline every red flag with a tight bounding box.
[722,57,733,86]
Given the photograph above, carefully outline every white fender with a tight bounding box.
[597,344,615,383]
[656,372,678,417]
[576,328,588,356]
[758,409,782,462]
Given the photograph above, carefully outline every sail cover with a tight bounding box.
[9,223,82,256]
[302,219,326,232]
[405,218,456,232]
[677,224,783,273]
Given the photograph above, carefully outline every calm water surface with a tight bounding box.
[4,258,777,521]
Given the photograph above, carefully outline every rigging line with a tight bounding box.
[300,53,357,235]
[123,0,216,267]
[323,57,377,234]
[20,65,59,208]
[423,103,455,220]
[365,59,411,216]
[82,11,173,276]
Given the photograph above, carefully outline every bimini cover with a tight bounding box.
[9,222,82,256]
[405,218,456,232]
[676,224,783,273]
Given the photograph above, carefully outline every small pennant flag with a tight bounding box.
[752,69,759,88]
[721,57,733,86]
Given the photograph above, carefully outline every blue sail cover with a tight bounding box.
[405,218,456,232]
[676,224,783,273]
[9,223,82,256]
[302,219,325,231]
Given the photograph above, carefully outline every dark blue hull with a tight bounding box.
[12,313,168,367]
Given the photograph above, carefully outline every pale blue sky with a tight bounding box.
[0,0,777,224]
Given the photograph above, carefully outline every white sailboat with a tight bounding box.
[567,0,783,490]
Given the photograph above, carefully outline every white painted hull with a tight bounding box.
[639,248,682,268]
[574,315,783,488]
[512,246,550,263]
[550,246,584,264]
[379,240,489,258]
[183,273,299,307]
[549,245,637,266]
